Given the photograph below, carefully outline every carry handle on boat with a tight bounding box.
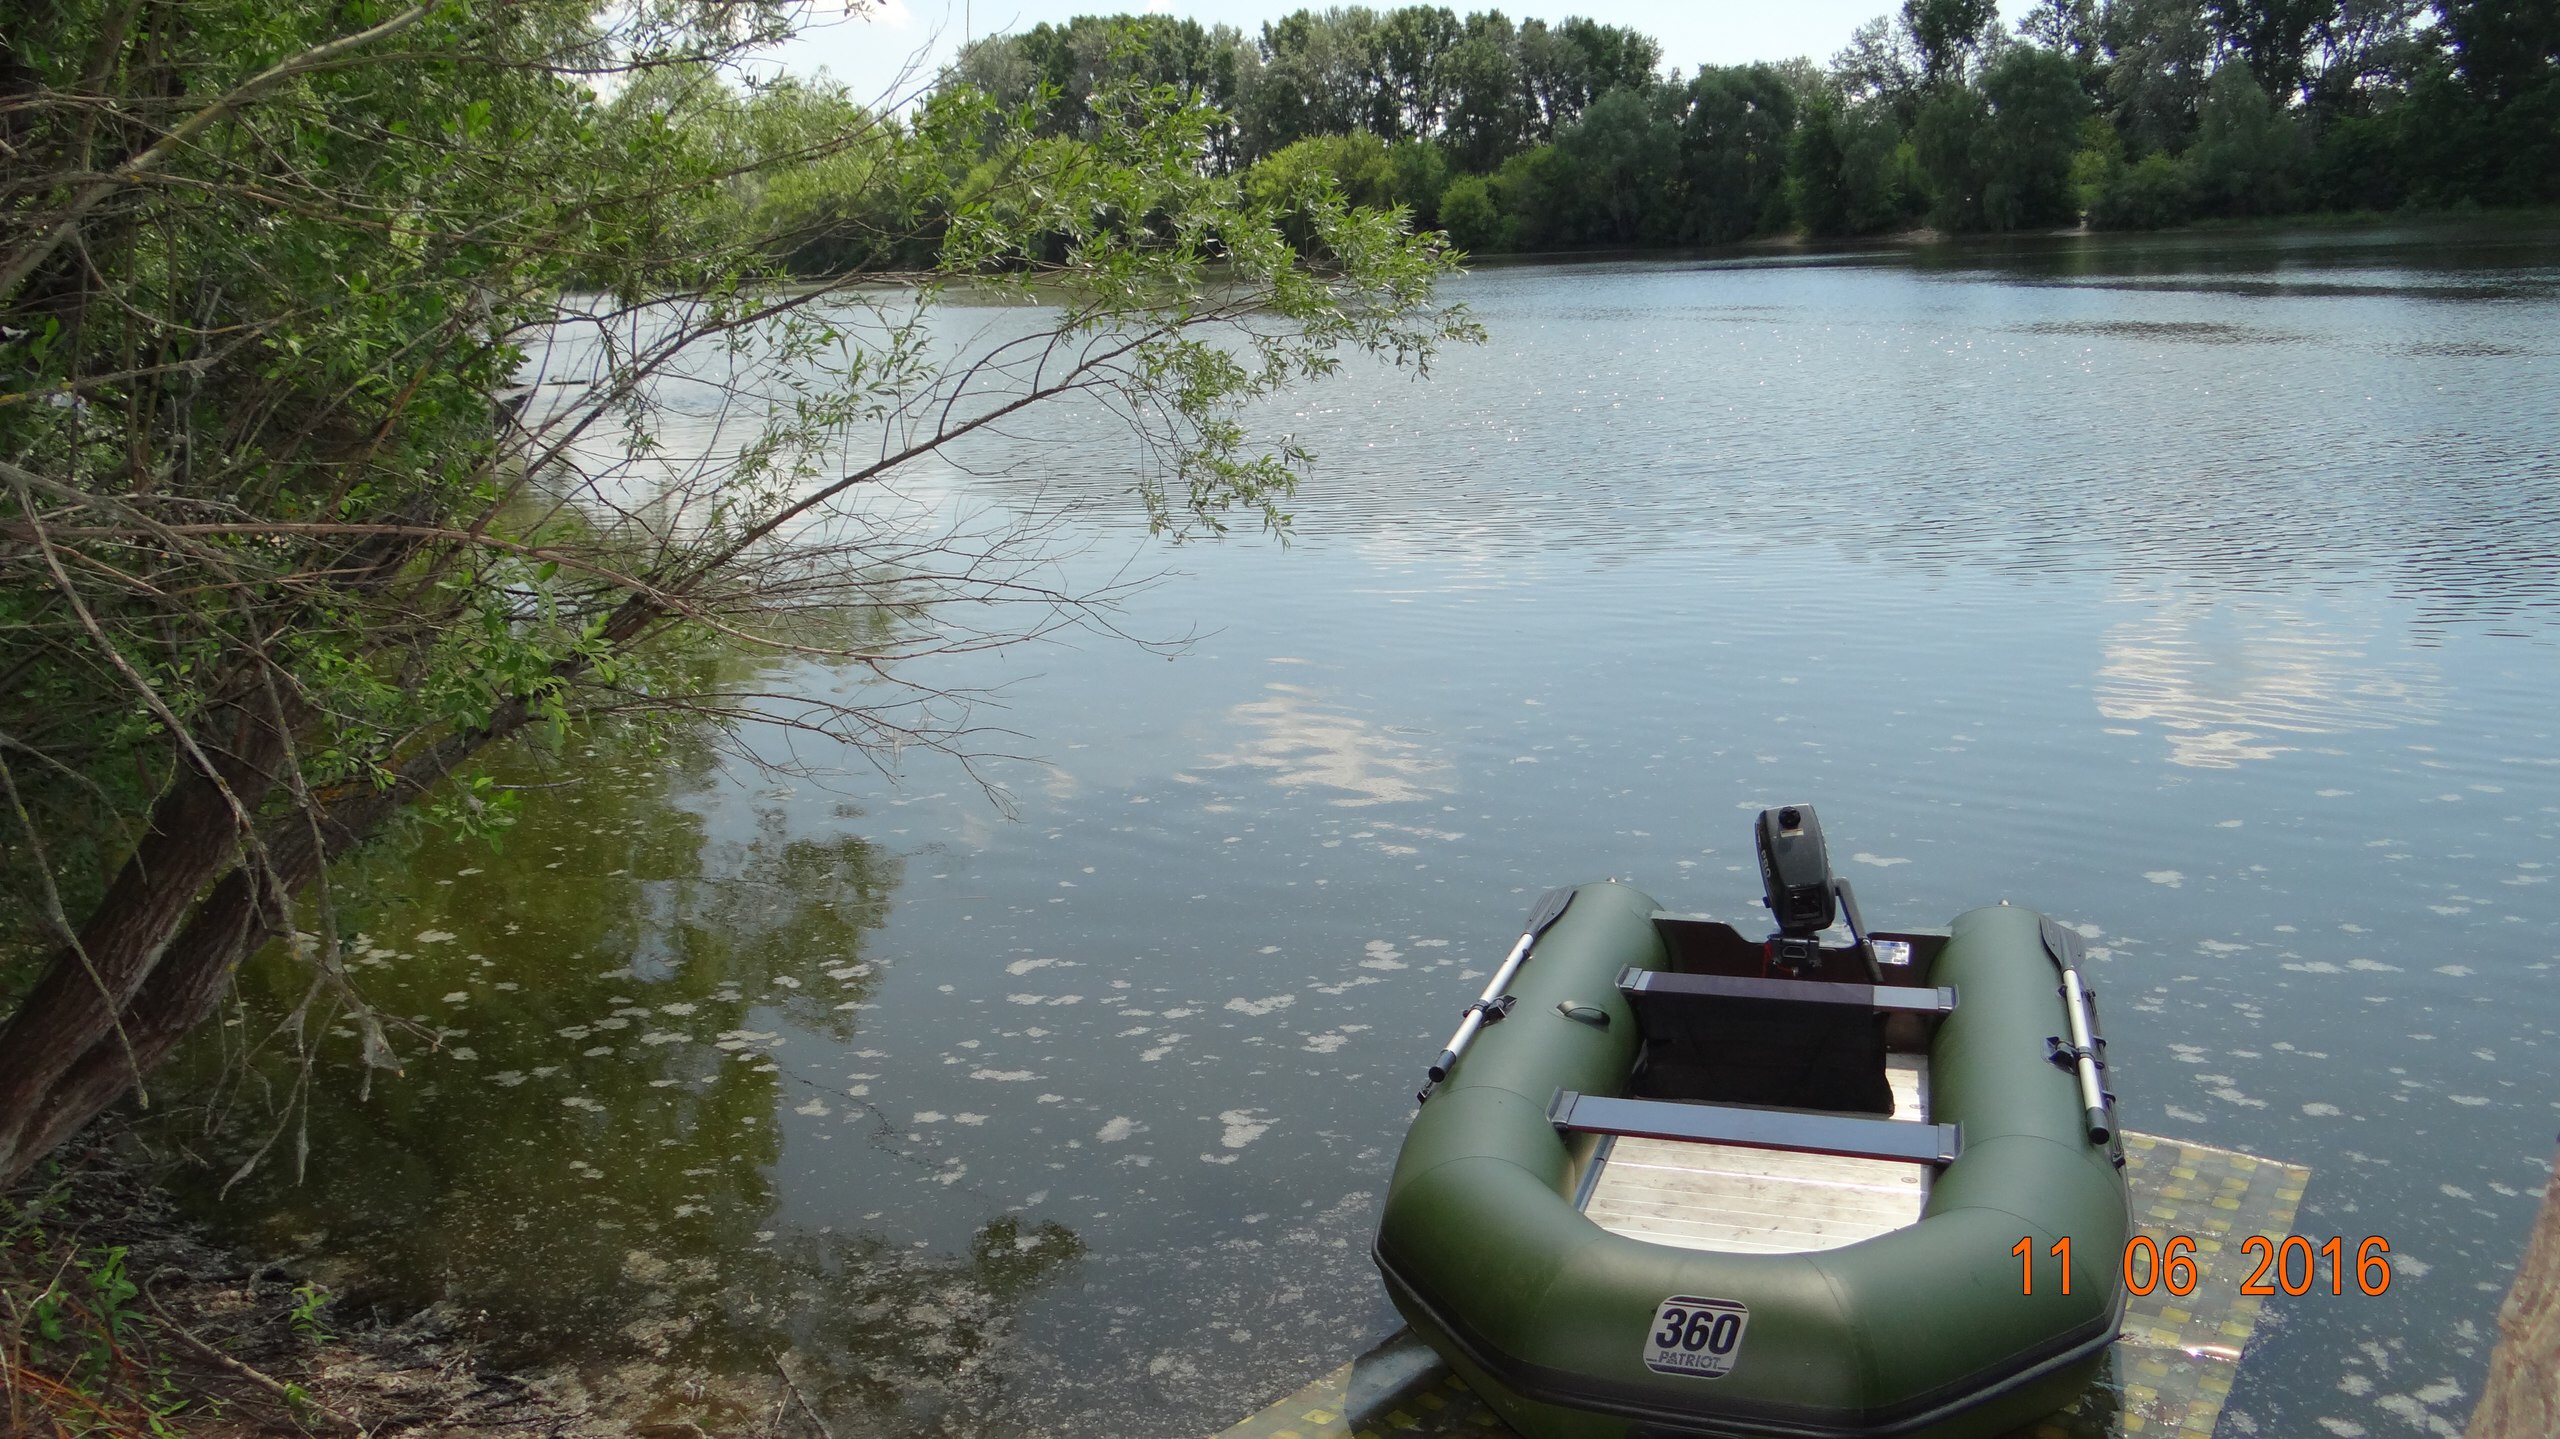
[1418,886,1576,1103]
[2040,915,2117,1149]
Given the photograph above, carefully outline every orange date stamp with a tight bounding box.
[2014,1234,2393,1297]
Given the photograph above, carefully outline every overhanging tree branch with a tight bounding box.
[0,2,441,307]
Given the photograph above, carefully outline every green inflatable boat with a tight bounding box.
[1374,806,2128,1439]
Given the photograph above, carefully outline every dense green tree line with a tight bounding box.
[925,0,2560,251]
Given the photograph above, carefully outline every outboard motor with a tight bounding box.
[1755,804,1879,979]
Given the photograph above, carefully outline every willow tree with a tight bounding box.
[0,0,1473,1185]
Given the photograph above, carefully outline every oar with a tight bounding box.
[1418,886,1576,1103]
[2039,916,2115,1145]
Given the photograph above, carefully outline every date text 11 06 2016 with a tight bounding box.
[2013,1235,2393,1297]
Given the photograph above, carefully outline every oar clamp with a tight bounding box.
[1465,995,1517,1025]
[2044,1034,2106,1070]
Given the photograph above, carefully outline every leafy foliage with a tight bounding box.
[0,0,1475,1184]
[1980,45,2096,229]
[1680,66,1801,244]
[2190,62,2308,215]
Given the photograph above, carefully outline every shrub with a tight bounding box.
[1437,172,1506,250]
[2090,151,2197,228]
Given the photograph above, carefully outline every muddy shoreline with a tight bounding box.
[0,1124,815,1438]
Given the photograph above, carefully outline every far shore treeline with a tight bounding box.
[738,0,2555,265]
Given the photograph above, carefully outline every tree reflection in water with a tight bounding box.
[163,713,1082,1433]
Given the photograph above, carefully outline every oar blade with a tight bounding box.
[1522,885,1575,939]
[2039,913,2084,969]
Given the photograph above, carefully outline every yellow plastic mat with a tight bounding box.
[1212,1132,2309,1439]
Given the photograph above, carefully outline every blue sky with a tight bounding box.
[762,1,2035,109]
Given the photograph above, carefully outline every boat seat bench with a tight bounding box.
[1615,967,1958,1016]
[1549,1090,1962,1166]
[1614,968,1957,1114]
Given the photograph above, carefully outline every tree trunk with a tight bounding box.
[0,706,520,1189]
[0,708,286,1179]
[2469,1148,2560,1437]
[3,853,282,1179]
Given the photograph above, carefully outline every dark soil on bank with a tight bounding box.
[0,1125,653,1438]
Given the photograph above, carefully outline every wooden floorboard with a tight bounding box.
[1577,1055,1933,1254]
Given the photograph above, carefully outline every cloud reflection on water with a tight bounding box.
[1205,681,1451,806]
[2096,596,2444,768]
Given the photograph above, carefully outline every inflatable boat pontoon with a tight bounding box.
[1374,806,2129,1439]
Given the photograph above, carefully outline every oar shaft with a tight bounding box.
[2061,969,2111,1142]
[1427,930,1537,1083]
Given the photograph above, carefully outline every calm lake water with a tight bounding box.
[172,222,2560,1437]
